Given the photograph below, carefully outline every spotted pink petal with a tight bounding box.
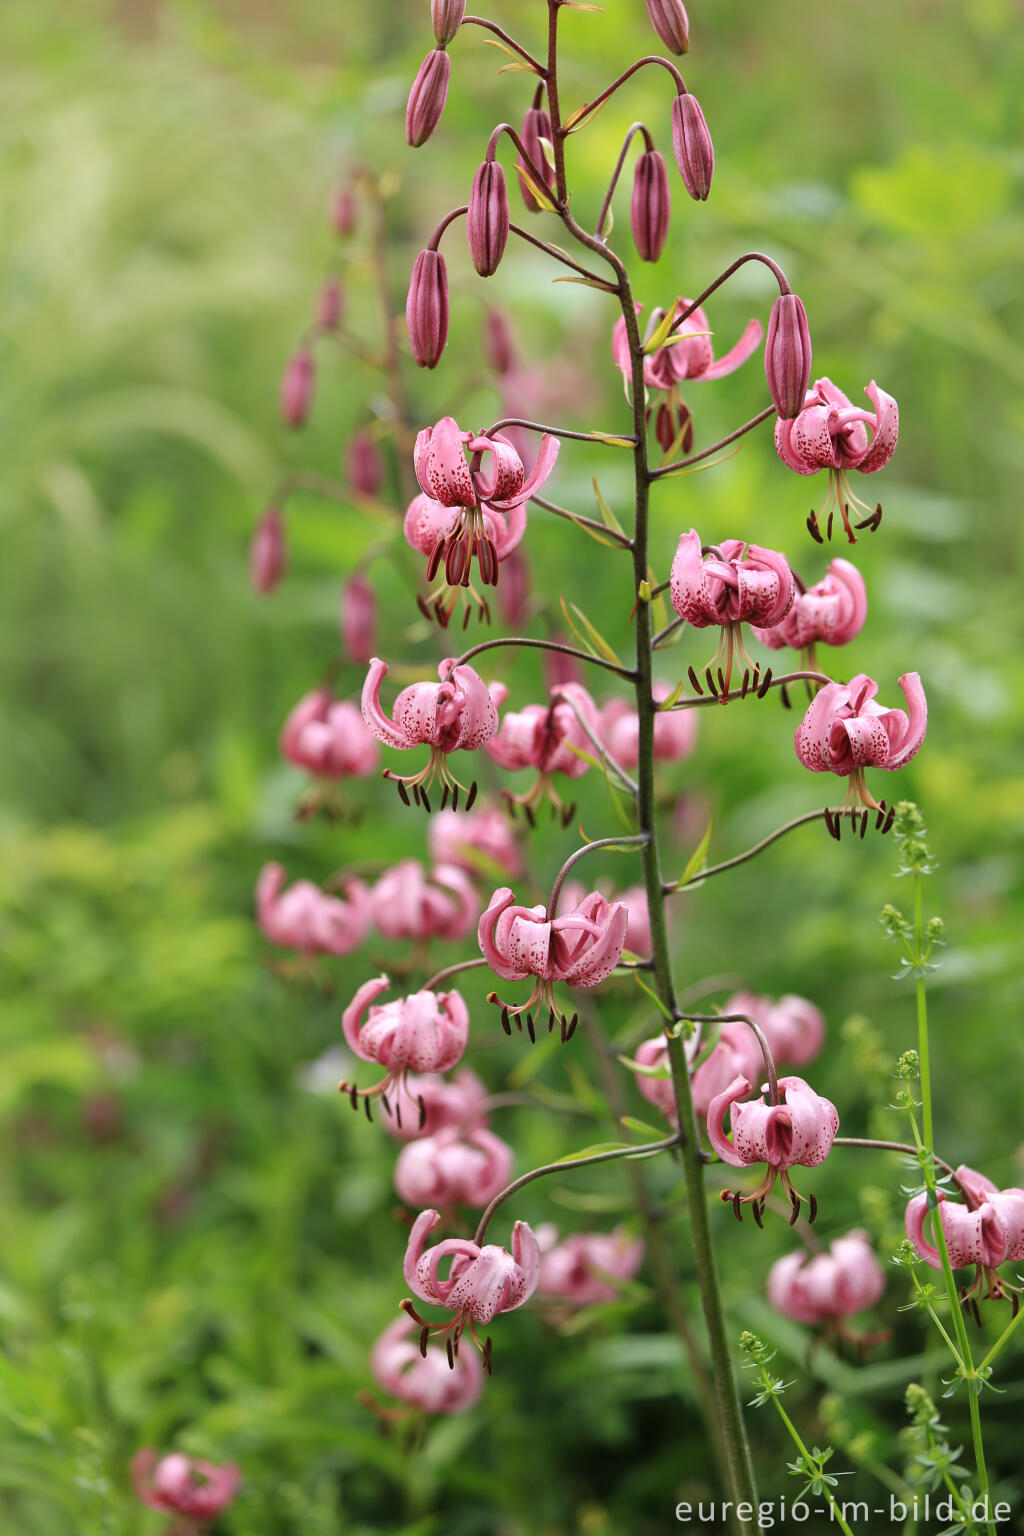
[702,317,763,379]
[488,431,560,511]
[705,1074,752,1167]
[404,492,457,556]
[361,659,412,749]
[423,416,476,507]
[855,381,899,473]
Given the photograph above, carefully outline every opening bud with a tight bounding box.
[518,104,557,212]
[431,0,466,45]
[406,249,450,369]
[645,0,690,55]
[630,149,671,263]
[406,49,451,148]
[279,348,315,428]
[671,93,714,201]
[765,293,812,419]
[467,159,510,278]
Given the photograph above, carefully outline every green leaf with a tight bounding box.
[552,274,618,294]
[631,969,674,1021]
[670,805,713,890]
[600,203,614,240]
[620,1115,671,1139]
[559,592,624,666]
[656,444,742,479]
[482,38,542,73]
[593,476,628,537]
[538,135,557,171]
[618,1053,672,1081]
[562,96,611,134]
[556,1141,632,1162]
[589,433,637,449]
[514,164,557,212]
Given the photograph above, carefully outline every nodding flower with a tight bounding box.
[795,672,927,810]
[370,1314,483,1416]
[361,657,498,811]
[598,681,698,768]
[706,1073,839,1224]
[394,1125,513,1211]
[380,1066,490,1144]
[751,557,866,669]
[723,990,826,1069]
[404,492,525,631]
[131,1450,240,1522]
[670,530,795,692]
[485,681,601,823]
[340,975,469,1122]
[281,690,379,780]
[428,806,524,879]
[371,860,478,943]
[634,1023,762,1126]
[408,416,559,625]
[767,1230,886,1327]
[775,376,898,544]
[401,1207,540,1369]
[905,1165,1024,1306]
[478,885,629,1041]
[536,1223,645,1307]
[256,864,371,958]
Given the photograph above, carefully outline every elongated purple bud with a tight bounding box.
[332,184,357,236]
[765,293,812,419]
[645,0,690,54]
[518,105,556,212]
[467,160,510,277]
[483,308,517,376]
[671,93,714,201]
[342,573,376,663]
[431,0,466,44]
[406,49,451,148]
[280,349,315,428]
[347,429,383,498]
[250,508,286,594]
[316,277,343,331]
[406,249,449,368]
[630,149,671,263]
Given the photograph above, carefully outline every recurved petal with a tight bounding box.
[881,673,927,769]
[905,1189,943,1269]
[561,900,629,987]
[478,887,524,980]
[776,402,839,474]
[511,1219,541,1301]
[342,973,392,1057]
[776,1075,838,1167]
[705,1073,753,1167]
[669,528,713,627]
[702,317,763,380]
[855,381,899,473]
[361,659,412,749]
[427,416,476,508]
[489,431,560,510]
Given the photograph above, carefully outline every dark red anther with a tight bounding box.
[859,809,868,840]
[525,1013,536,1044]
[566,1013,579,1042]
[446,1337,455,1369]
[807,510,824,544]
[500,1006,511,1035]
[465,781,478,811]
[808,1193,818,1224]
[523,802,536,828]
[547,1008,556,1035]
[419,1325,431,1359]
[687,665,704,696]
[731,1191,744,1223]
[751,1199,764,1229]
[704,666,718,697]
[757,668,773,699]
[396,780,411,807]
[420,786,432,814]
[363,1094,374,1123]
[779,684,791,710]
[426,536,446,582]
[788,1191,801,1226]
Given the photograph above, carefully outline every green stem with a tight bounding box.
[769,1395,857,1536]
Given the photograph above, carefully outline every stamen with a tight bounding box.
[687,665,704,696]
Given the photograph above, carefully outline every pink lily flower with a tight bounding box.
[478,885,629,1038]
[132,1450,240,1522]
[404,490,526,628]
[428,807,524,879]
[633,1033,679,1123]
[361,657,498,809]
[635,1024,764,1125]
[617,885,654,960]
[371,860,478,943]
[724,990,826,1069]
[670,529,795,690]
[410,416,559,610]
[707,1072,839,1221]
[767,1230,886,1327]
[402,1207,540,1363]
[905,1165,1024,1302]
[281,689,379,780]
[485,681,602,822]
[256,863,371,958]
[370,1314,483,1415]
[751,556,867,665]
[394,1125,513,1210]
[775,376,899,544]
[536,1223,644,1306]
[611,299,762,397]
[341,975,469,1117]
[380,1067,490,1143]
[598,681,698,768]
[795,672,927,809]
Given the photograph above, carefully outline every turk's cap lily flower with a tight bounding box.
[536,1223,645,1306]
[707,1072,838,1221]
[404,1208,540,1327]
[617,885,654,961]
[256,864,371,957]
[381,1066,490,1143]
[723,990,826,1069]
[611,301,761,394]
[485,683,602,822]
[361,658,498,808]
[905,1165,1024,1278]
[691,1023,766,1119]
[414,416,559,514]
[341,977,469,1116]
[751,557,867,655]
[281,689,379,779]
[371,860,478,943]
[394,1125,514,1210]
[371,1314,483,1415]
[767,1230,886,1325]
[428,806,524,878]
[404,491,526,567]
[598,681,698,768]
[795,672,927,806]
[670,530,795,631]
[132,1450,240,1521]
[776,377,898,477]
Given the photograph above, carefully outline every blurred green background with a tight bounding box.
[2,0,1023,1531]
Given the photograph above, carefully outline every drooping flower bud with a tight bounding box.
[431,0,466,45]
[483,308,517,375]
[630,149,671,263]
[315,276,343,332]
[671,93,714,201]
[341,572,376,663]
[645,0,690,54]
[279,348,315,428]
[467,159,510,277]
[406,249,449,368]
[249,508,286,594]
[406,49,451,148]
[765,294,813,420]
[332,184,357,236]
[518,104,557,212]
[347,429,383,498]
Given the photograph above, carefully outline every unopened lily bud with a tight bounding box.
[482,308,517,375]
[249,508,286,594]
[406,249,449,368]
[332,184,357,236]
[518,104,557,212]
[765,293,812,419]
[315,276,343,331]
[406,48,451,148]
[280,348,315,428]
[347,429,383,498]
[431,0,466,44]
[341,572,376,663]
[630,149,671,262]
[467,159,510,277]
[671,93,714,201]
[645,0,690,54]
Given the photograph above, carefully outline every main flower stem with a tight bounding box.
[543,4,757,1524]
